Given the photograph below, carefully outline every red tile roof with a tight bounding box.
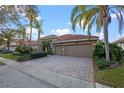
[11,39,38,47]
[54,34,98,42]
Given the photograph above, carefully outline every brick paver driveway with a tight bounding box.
[21,55,94,81]
[0,55,95,88]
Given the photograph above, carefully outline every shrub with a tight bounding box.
[17,55,30,62]
[47,48,54,55]
[32,49,37,53]
[109,44,124,63]
[30,52,47,59]
[95,58,112,69]
[93,41,124,64]
[93,42,105,58]
[119,57,124,65]
[16,45,33,54]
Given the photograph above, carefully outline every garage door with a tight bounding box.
[55,45,93,57]
[55,46,64,55]
[65,45,92,57]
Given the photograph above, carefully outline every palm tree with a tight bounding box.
[41,40,52,54]
[0,29,16,50]
[25,6,39,41]
[34,17,43,52]
[71,5,124,61]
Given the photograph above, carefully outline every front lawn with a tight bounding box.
[96,64,124,88]
[0,52,47,62]
[0,53,19,60]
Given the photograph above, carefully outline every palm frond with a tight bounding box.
[71,6,80,23]
[111,10,124,35]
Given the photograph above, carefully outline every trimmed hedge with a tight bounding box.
[17,53,47,62]
[17,55,30,62]
[30,53,47,59]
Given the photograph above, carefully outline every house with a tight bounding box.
[112,36,124,49]
[41,35,58,42]
[52,34,98,58]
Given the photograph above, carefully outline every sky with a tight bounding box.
[30,5,124,42]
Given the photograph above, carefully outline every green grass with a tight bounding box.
[0,62,5,65]
[0,53,19,60]
[96,64,124,87]
[0,53,30,62]
[0,53,47,62]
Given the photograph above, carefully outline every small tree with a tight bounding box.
[0,29,16,50]
[41,40,53,54]
[16,45,33,54]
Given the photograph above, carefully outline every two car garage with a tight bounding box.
[52,34,98,58]
[54,44,92,57]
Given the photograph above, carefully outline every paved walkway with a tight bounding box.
[0,55,100,88]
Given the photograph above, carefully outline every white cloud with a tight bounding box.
[40,34,46,38]
[50,28,71,36]
[96,32,104,40]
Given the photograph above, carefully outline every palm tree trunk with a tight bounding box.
[7,40,10,51]
[29,21,33,46]
[30,21,32,41]
[37,30,41,52]
[103,17,110,61]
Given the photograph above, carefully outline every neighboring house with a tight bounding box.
[10,39,38,50]
[9,32,37,51]
[52,34,98,58]
[112,36,124,49]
